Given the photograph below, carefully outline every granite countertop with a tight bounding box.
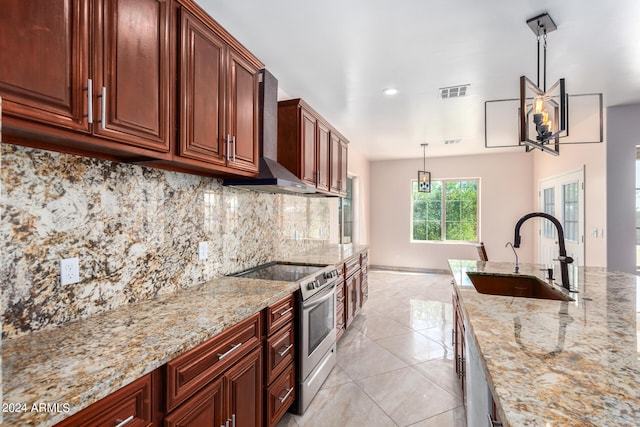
[449,259,640,426]
[2,246,367,427]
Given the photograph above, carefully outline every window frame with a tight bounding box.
[410,177,480,243]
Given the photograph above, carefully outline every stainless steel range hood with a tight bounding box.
[223,70,315,194]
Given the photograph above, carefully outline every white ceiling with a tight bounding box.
[199,0,640,160]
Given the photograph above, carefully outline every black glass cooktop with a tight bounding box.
[234,262,324,282]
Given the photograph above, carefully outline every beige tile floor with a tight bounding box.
[277,271,467,427]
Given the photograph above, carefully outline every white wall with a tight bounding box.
[607,103,640,273]
[532,141,607,267]
[370,151,534,271]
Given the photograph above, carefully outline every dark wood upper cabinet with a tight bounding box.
[173,2,260,175]
[0,0,89,132]
[301,107,317,185]
[0,0,172,157]
[330,132,348,196]
[178,7,226,166]
[278,98,349,196]
[226,47,260,173]
[92,0,172,152]
[316,121,330,192]
[1,0,262,177]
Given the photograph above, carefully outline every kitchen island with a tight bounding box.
[449,259,640,426]
[2,245,367,427]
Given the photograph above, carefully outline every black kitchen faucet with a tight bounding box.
[513,212,574,291]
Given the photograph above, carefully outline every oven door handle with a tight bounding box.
[302,283,336,310]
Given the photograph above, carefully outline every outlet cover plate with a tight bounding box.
[60,257,80,285]
[198,242,208,260]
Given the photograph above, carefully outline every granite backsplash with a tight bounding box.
[1,143,330,339]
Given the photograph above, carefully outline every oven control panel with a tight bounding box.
[300,266,340,301]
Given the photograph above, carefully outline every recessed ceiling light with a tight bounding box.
[383,88,399,96]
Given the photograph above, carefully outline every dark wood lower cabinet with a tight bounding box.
[226,346,263,427]
[165,377,225,427]
[56,371,157,427]
[265,363,295,427]
[165,346,263,427]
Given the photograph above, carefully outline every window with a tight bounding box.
[339,177,353,244]
[542,187,556,238]
[412,179,478,242]
[563,182,579,242]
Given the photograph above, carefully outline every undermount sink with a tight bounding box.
[466,272,573,301]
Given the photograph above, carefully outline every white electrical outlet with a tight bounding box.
[60,257,80,285]
[198,242,208,260]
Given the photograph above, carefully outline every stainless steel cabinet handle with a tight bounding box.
[278,307,293,317]
[232,414,236,427]
[114,415,134,427]
[337,296,345,303]
[278,343,293,357]
[225,134,231,161]
[97,86,106,129]
[278,387,294,403]
[85,79,93,124]
[337,322,345,330]
[217,342,242,360]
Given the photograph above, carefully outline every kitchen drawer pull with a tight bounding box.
[278,307,293,317]
[278,387,294,403]
[85,79,93,124]
[217,343,242,360]
[278,343,294,357]
[114,415,134,427]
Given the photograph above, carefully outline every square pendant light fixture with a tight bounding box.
[418,143,431,192]
[519,13,568,156]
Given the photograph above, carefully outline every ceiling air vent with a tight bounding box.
[439,84,470,99]
[444,139,462,145]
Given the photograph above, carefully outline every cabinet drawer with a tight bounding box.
[266,320,294,384]
[265,293,295,336]
[344,256,360,279]
[166,312,262,412]
[336,304,346,341]
[266,363,295,427]
[56,373,152,427]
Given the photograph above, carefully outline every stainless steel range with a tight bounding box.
[233,261,340,414]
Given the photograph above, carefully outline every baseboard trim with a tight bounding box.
[369,264,450,275]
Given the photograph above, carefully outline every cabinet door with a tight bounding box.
[0,0,89,132]
[225,346,262,427]
[227,48,259,173]
[316,121,330,191]
[300,108,317,186]
[339,139,348,195]
[330,133,341,193]
[178,8,226,166]
[345,275,355,328]
[165,377,225,427]
[93,0,171,152]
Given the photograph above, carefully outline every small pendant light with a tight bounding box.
[418,143,431,193]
